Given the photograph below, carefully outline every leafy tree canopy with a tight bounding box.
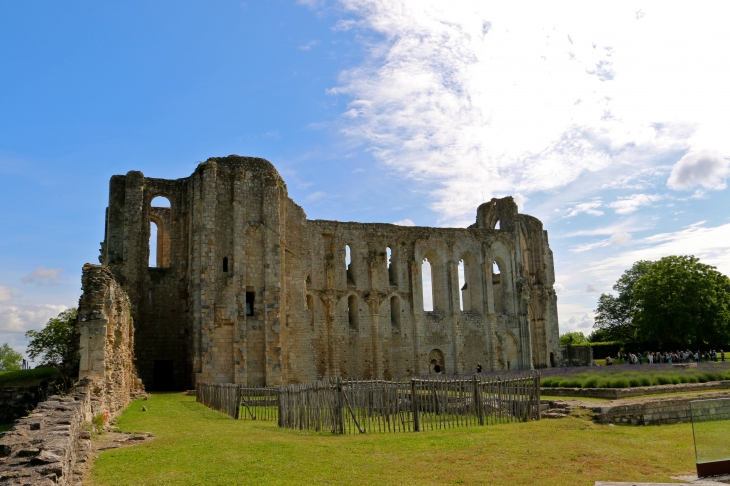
[25,308,77,366]
[0,343,22,371]
[586,328,611,343]
[560,331,588,346]
[594,256,730,348]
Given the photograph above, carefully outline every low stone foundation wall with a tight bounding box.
[588,390,730,425]
[542,380,730,399]
[0,380,63,425]
[0,381,93,485]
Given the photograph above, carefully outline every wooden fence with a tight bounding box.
[278,372,541,433]
[196,383,279,421]
[198,372,540,434]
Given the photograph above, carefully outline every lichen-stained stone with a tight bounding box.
[95,155,561,389]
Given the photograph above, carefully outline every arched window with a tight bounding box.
[222,257,229,273]
[458,260,469,311]
[348,295,359,331]
[345,245,355,286]
[422,258,434,311]
[149,221,159,267]
[151,196,170,207]
[492,261,503,313]
[149,195,171,268]
[387,246,397,286]
[390,295,400,330]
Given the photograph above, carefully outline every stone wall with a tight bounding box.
[77,264,145,418]
[561,345,593,367]
[0,382,94,485]
[588,390,730,425]
[542,380,730,399]
[0,380,63,424]
[99,155,562,388]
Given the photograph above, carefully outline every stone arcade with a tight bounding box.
[96,155,561,390]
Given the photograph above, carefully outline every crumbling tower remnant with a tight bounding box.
[96,155,561,389]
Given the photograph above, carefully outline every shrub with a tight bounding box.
[655,376,668,385]
[678,375,689,384]
[640,377,652,387]
[687,375,698,383]
[541,377,559,387]
[559,379,583,388]
[628,378,641,388]
[609,378,629,388]
[583,377,599,388]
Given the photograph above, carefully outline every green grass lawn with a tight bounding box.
[0,367,59,388]
[88,392,698,485]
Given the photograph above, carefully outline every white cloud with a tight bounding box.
[585,283,601,293]
[21,267,64,286]
[667,150,729,191]
[0,303,67,334]
[305,191,327,202]
[609,231,631,246]
[393,218,415,226]
[565,200,603,217]
[607,193,661,214]
[328,1,730,224]
[298,40,320,51]
[587,221,730,284]
[0,286,11,303]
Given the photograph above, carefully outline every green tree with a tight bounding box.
[25,308,77,366]
[593,260,653,342]
[633,256,730,348]
[0,343,22,371]
[586,328,610,342]
[560,331,588,346]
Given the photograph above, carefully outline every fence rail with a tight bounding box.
[197,371,540,434]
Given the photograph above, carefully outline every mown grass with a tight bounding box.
[542,365,730,389]
[88,392,698,485]
[0,367,59,388]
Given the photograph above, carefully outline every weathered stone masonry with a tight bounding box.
[98,155,561,389]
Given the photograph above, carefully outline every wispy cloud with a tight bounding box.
[298,40,320,51]
[326,1,728,225]
[0,286,11,303]
[305,191,327,202]
[587,221,730,283]
[21,267,64,286]
[564,199,603,217]
[607,194,662,214]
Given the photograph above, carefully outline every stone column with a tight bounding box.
[121,171,145,310]
[233,171,247,384]
[198,162,218,382]
[410,260,423,375]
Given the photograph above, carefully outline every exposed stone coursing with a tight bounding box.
[0,383,93,486]
[0,379,63,424]
[77,264,145,418]
[99,155,562,389]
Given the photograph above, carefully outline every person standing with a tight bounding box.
[476,362,482,373]
[722,350,726,362]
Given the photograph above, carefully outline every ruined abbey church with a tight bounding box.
[95,155,560,390]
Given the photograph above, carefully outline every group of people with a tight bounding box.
[606,349,726,365]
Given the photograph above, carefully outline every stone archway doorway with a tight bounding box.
[428,349,445,374]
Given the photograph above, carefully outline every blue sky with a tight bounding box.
[2,1,729,357]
